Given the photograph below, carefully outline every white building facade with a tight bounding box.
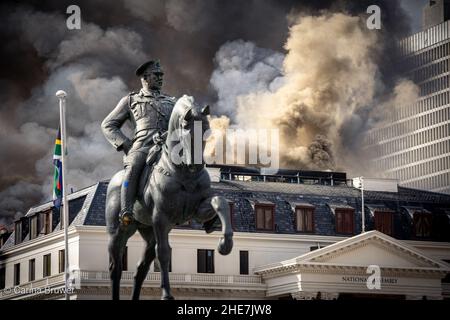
[1,225,449,300]
[1,175,450,300]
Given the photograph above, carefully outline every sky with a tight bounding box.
[0,0,428,226]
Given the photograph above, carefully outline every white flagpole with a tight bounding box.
[361,176,365,233]
[56,90,70,300]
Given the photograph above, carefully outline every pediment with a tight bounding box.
[295,231,447,269]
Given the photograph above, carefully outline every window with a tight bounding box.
[122,247,128,271]
[295,206,314,233]
[29,259,35,282]
[0,232,6,248]
[374,211,393,236]
[240,251,249,275]
[59,250,65,273]
[14,263,20,286]
[0,266,5,289]
[43,211,52,235]
[255,205,274,231]
[14,221,22,244]
[197,249,214,273]
[30,215,38,240]
[414,212,432,238]
[335,209,354,235]
[43,254,51,277]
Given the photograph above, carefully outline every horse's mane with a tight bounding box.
[168,94,202,132]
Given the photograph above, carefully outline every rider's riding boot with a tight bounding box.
[120,163,140,226]
[119,208,134,226]
[120,152,147,226]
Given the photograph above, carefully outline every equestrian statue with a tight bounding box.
[101,60,233,300]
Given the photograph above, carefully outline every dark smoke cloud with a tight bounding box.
[0,0,414,225]
[307,135,335,171]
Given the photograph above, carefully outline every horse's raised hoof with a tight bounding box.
[203,216,219,234]
[218,237,233,255]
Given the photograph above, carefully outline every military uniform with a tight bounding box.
[102,88,176,222]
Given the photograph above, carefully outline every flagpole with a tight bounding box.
[56,90,70,300]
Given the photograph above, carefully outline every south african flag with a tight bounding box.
[53,128,63,209]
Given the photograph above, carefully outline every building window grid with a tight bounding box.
[402,171,450,190]
[405,42,450,69]
[389,153,450,184]
[377,123,450,156]
[374,90,449,131]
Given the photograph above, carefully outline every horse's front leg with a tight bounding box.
[152,210,174,300]
[198,196,233,255]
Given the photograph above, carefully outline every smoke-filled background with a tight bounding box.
[0,0,425,226]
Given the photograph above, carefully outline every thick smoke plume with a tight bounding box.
[209,13,419,173]
[0,1,414,226]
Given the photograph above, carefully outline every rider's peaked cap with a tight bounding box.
[135,60,163,76]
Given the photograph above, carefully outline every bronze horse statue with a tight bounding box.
[105,95,233,300]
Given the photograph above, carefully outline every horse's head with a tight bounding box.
[166,95,210,171]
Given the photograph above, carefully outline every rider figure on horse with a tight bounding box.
[101,60,176,226]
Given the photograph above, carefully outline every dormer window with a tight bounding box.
[292,203,315,233]
[335,209,354,235]
[43,211,52,235]
[247,198,275,231]
[414,211,432,238]
[14,221,22,245]
[367,206,395,236]
[30,215,39,240]
[374,210,393,236]
[402,207,433,239]
[255,204,274,231]
[328,204,355,235]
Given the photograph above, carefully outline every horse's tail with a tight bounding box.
[105,170,124,234]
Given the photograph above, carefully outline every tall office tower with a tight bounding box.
[423,0,450,30]
[365,1,450,194]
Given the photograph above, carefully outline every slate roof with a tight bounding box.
[1,176,450,251]
[0,182,107,251]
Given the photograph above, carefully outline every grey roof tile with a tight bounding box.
[2,177,450,251]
